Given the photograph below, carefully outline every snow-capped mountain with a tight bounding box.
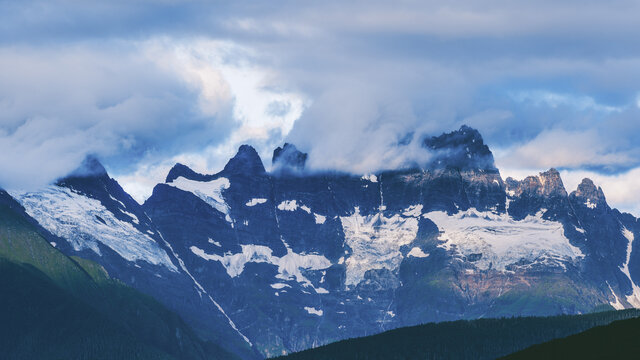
[8,126,640,358]
[8,157,258,359]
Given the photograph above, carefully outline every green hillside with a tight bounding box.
[0,191,238,360]
[276,309,640,360]
[501,316,640,359]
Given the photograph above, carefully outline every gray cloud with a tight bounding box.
[0,43,235,189]
[2,0,640,213]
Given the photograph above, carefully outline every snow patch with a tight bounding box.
[304,307,323,316]
[278,200,313,215]
[608,282,625,310]
[190,245,331,288]
[277,200,299,211]
[340,207,419,286]
[314,213,326,224]
[108,194,127,209]
[245,198,267,207]
[402,205,423,217]
[586,199,597,209]
[208,238,221,247]
[12,187,177,271]
[120,209,140,225]
[407,247,429,258]
[425,209,584,271]
[362,174,378,183]
[167,176,232,223]
[620,227,640,308]
[270,283,291,289]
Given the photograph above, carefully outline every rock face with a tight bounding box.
[8,125,640,359]
[272,143,308,172]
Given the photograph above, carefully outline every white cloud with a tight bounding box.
[496,129,635,171]
[0,39,306,196]
[560,168,640,216]
[511,90,623,113]
[113,40,306,201]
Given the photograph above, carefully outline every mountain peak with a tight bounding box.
[65,155,108,179]
[538,168,567,197]
[571,178,607,209]
[165,163,214,183]
[423,125,497,171]
[272,143,307,173]
[505,168,567,198]
[223,145,266,175]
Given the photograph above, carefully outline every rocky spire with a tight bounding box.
[272,143,307,173]
[422,125,497,171]
[64,155,108,179]
[505,168,567,198]
[223,145,266,175]
[571,178,607,209]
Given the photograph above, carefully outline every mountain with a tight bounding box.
[7,158,258,359]
[502,313,640,359]
[0,190,237,360]
[8,125,640,358]
[274,309,640,360]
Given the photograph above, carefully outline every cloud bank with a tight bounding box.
[2,0,640,213]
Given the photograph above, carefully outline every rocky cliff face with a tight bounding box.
[7,125,640,358]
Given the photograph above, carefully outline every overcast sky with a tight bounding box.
[2,0,640,214]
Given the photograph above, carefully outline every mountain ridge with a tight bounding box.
[7,124,640,357]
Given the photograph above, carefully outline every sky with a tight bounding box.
[1,0,640,214]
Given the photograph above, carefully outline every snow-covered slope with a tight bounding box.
[11,186,176,270]
[427,208,584,271]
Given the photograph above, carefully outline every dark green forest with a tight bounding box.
[276,309,640,360]
[502,315,640,359]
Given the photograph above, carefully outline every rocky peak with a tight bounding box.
[223,145,266,175]
[422,125,497,171]
[538,168,568,197]
[63,155,108,180]
[165,163,215,183]
[506,175,542,197]
[505,168,567,198]
[272,143,307,172]
[571,178,607,209]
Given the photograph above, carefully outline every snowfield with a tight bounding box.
[11,186,177,271]
[167,176,233,223]
[425,209,584,271]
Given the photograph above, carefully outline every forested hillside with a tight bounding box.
[276,309,640,360]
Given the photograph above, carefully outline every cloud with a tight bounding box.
[0,42,226,190]
[497,129,634,171]
[0,40,304,193]
[560,168,640,216]
[3,0,640,211]
[510,90,623,113]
